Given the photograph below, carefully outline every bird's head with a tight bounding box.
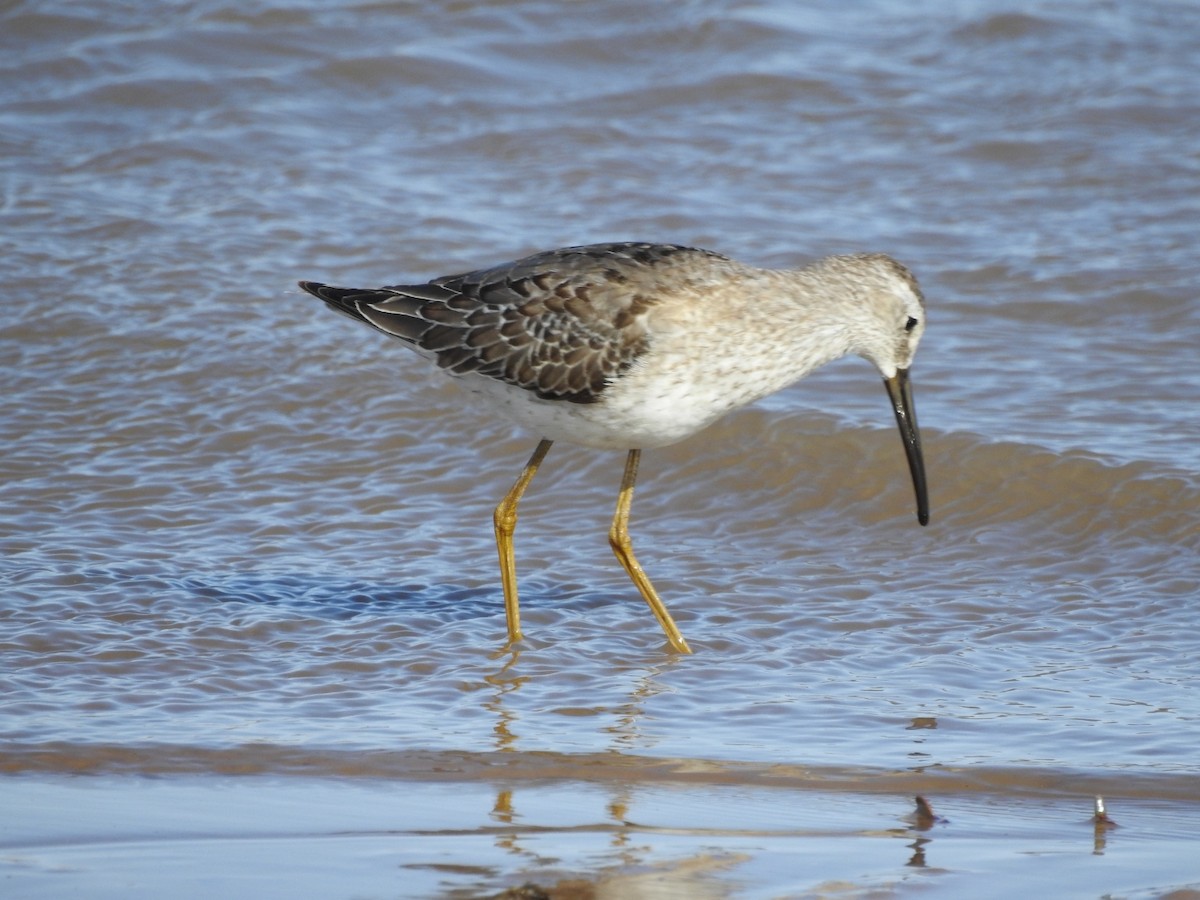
[830,254,930,527]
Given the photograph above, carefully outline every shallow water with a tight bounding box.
[3,0,1199,896]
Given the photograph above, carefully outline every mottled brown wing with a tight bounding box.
[300,242,724,404]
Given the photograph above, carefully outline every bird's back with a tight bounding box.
[299,242,732,404]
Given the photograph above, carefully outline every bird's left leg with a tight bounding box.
[494,438,553,645]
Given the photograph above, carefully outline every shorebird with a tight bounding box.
[299,242,929,654]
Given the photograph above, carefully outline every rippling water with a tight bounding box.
[3,0,1199,896]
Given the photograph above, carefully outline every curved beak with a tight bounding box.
[883,368,929,526]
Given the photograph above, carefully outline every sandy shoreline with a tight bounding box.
[4,766,1198,898]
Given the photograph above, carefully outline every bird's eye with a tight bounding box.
[905,316,919,333]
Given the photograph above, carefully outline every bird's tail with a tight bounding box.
[297,281,376,324]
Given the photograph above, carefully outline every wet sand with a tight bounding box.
[6,765,1199,899]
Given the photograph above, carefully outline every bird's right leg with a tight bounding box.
[609,449,693,654]
[493,438,553,645]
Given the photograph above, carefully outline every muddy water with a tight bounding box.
[3,1,1199,896]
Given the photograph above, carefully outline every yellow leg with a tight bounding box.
[493,438,553,645]
[609,449,693,654]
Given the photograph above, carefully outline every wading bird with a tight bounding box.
[300,242,929,653]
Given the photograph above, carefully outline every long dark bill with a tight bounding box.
[883,368,930,526]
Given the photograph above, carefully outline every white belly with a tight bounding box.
[451,341,816,450]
